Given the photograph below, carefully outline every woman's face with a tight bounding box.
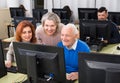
[43,20,57,36]
[21,26,32,42]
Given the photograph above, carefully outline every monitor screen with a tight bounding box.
[78,52,120,83]
[0,40,7,78]
[52,8,69,24]
[32,9,48,23]
[79,20,111,45]
[9,7,25,18]
[108,12,120,25]
[78,8,98,20]
[13,42,66,83]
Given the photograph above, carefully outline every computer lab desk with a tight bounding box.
[99,43,120,54]
[0,72,27,83]
[1,37,120,83]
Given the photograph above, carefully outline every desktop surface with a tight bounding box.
[99,43,120,54]
[1,37,120,83]
[0,72,27,83]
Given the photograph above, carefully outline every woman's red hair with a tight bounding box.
[15,20,36,43]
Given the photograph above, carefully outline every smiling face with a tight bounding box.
[21,26,32,42]
[61,26,77,48]
[43,20,57,36]
[97,11,108,20]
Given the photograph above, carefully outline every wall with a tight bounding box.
[45,0,120,21]
[0,0,7,8]
[0,9,11,39]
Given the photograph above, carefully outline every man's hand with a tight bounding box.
[66,72,78,80]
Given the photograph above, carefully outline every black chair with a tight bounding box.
[52,8,70,24]
[8,7,25,37]
[108,12,120,26]
[32,8,48,23]
[9,7,25,19]
[13,17,36,29]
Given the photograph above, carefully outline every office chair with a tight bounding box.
[32,8,48,23]
[13,17,36,29]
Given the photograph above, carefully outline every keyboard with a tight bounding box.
[7,66,17,73]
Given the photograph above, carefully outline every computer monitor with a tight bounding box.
[108,12,120,25]
[13,42,66,83]
[80,20,111,44]
[78,52,120,83]
[9,7,25,18]
[52,8,69,24]
[32,9,48,23]
[0,40,7,78]
[78,8,98,20]
[79,20,111,51]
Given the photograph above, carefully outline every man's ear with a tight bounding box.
[75,34,79,39]
[106,12,108,18]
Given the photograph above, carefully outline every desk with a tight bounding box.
[0,72,27,83]
[3,37,15,42]
[99,43,120,54]
[1,37,120,83]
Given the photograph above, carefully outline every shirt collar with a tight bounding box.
[67,39,78,50]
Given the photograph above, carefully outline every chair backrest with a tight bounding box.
[52,8,70,24]
[13,17,36,29]
[108,12,120,25]
[32,8,48,23]
[9,7,25,18]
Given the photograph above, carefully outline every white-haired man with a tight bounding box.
[57,23,90,82]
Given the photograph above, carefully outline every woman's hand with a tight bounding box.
[5,60,12,68]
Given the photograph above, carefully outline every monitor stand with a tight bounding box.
[90,42,106,52]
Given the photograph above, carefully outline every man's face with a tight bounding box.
[97,11,108,20]
[61,27,77,48]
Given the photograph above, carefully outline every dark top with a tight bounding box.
[109,21,120,44]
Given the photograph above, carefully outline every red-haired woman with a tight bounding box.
[5,20,37,68]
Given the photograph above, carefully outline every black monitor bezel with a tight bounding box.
[13,42,66,83]
[78,8,98,20]
[78,52,120,83]
[79,20,111,45]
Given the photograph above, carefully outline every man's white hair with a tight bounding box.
[64,23,79,35]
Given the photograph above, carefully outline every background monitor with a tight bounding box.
[79,20,111,51]
[52,8,69,24]
[9,7,25,18]
[13,42,66,83]
[32,9,48,23]
[79,20,111,45]
[108,12,120,25]
[78,8,98,20]
[0,39,7,78]
[78,52,120,83]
